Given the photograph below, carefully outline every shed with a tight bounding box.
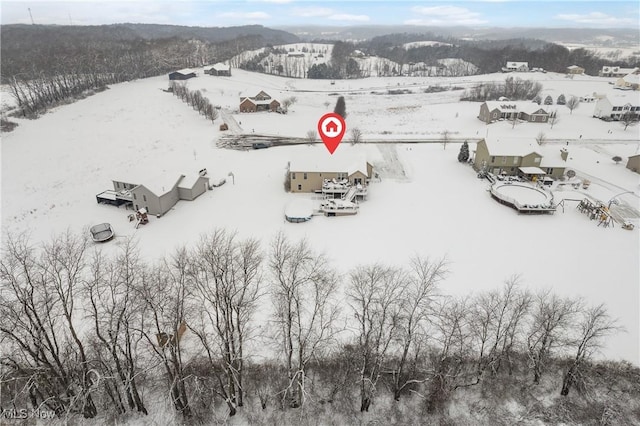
[169,68,196,80]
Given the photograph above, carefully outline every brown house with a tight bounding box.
[478,101,549,124]
[288,157,373,193]
[239,91,281,112]
[473,138,565,179]
[626,154,640,174]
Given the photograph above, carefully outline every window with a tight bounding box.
[534,157,541,164]
[546,168,553,174]
[116,182,120,189]
[501,157,507,164]
[303,173,308,180]
[297,184,302,191]
[143,195,147,202]
[337,172,347,179]
[491,156,496,163]
[492,112,497,118]
[133,194,137,200]
[532,116,536,122]
[291,172,296,179]
[513,157,518,165]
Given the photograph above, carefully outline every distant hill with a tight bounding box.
[278,25,638,46]
[0,23,299,47]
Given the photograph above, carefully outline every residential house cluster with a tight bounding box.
[599,66,638,78]
[239,90,281,113]
[478,101,550,124]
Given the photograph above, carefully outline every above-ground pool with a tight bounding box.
[490,183,555,214]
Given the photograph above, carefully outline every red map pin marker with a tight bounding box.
[318,113,346,155]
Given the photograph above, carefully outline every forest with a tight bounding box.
[1,230,638,424]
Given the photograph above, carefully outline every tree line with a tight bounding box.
[2,29,270,118]
[169,82,219,124]
[0,230,626,423]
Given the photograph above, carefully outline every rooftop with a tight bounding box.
[482,138,541,157]
[289,155,370,177]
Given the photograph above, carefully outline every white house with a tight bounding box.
[615,69,640,91]
[600,66,638,78]
[502,61,529,72]
[593,93,640,120]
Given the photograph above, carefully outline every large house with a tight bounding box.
[502,61,529,72]
[626,154,640,174]
[478,101,550,124]
[169,68,196,80]
[239,91,280,113]
[205,62,232,76]
[615,69,640,91]
[288,157,373,193]
[108,173,209,216]
[473,138,565,179]
[599,66,638,78]
[593,93,640,121]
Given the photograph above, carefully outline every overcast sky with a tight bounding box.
[2,1,639,28]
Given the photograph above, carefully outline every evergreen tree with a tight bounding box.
[557,94,566,105]
[458,141,470,162]
[544,95,553,105]
[334,96,347,119]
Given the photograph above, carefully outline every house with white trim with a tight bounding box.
[478,101,549,124]
[593,92,640,121]
[599,66,638,78]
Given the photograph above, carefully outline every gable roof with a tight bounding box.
[599,92,640,107]
[483,101,548,115]
[177,174,209,190]
[481,138,542,157]
[289,156,370,177]
[213,62,230,71]
[173,68,196,75]
[506,61,528,68]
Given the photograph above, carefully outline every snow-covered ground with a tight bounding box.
[2,70,639,363]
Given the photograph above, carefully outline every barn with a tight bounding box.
[169,68,196,80]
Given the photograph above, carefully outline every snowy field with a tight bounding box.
[1,70,639,363]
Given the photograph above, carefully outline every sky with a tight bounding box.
[1,0,639,28]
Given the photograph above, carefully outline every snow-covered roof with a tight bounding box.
[540,157,566,168]
[601,92,640,106]
[622,73,640,85]
[567,65,583,70]
[140,174,184,196]
[506,61,528,68]
[178,174,208,190]
[484,101,547,115]
[483,138,541,157]
[213,63,230,71]
[519,166,546,175]
[174,68,196,75]
[290,156,370,177]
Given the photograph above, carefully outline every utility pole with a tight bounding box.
[28,8,35,24]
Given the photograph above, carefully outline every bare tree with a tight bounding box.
[187,229,263,416]
[268,233,340,409]
[350,127,363,145]
[566,96,580,114]
[620,111,638,131]
[442,129,450,150]
[388,256,448,401]
[526,290,581,384]
[536,131,547,145]
[306,130,317,145]
[560,304,622,396]
[85,239,148,416]
[548,110,559,129]
[135,250,192,419]
[0,232,98,418]
[347,264,407,411]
